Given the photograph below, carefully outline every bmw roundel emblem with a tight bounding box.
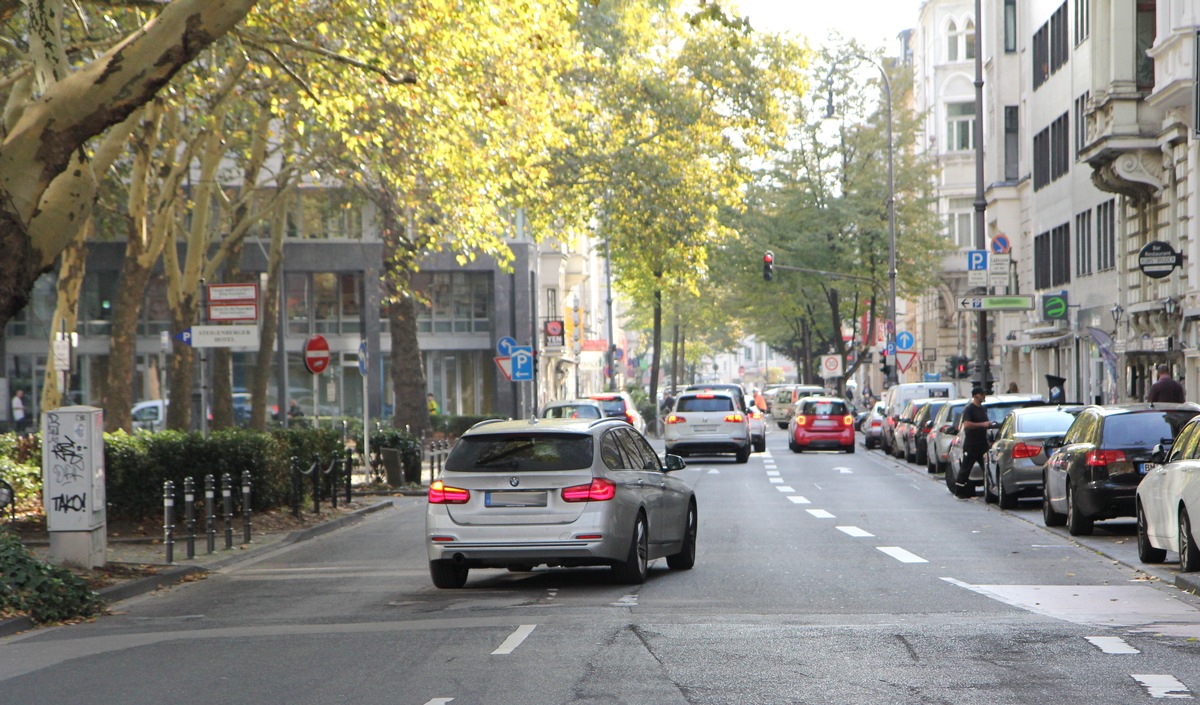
[509,477,520,487]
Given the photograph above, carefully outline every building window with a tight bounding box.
[1136,1,1156,90]
[1004,106,1019,181]
[1033,23,1049,88]
[414,272,493,335]
[1096,199,1117,270]
[1073,92,1090,157]
[947,21,959,61]
[947,197,974,249]
[1034,223,1071,289]
[1004,0,1017,52]
[547,289,558,324]
[1074,0,1090,44]
[946,102,975,152]
[1075,209,1092,277]
[947,18,976,61]
[1034,113,1070,190]
[1051,2,1069,72]
[964,20,976,59]
[1034,127,1049,190]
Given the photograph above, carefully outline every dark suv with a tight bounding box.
[1042,403,1200,535]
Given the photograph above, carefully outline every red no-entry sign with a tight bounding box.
[304,335,330,374]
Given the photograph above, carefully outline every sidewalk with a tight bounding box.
[2,492,405,638]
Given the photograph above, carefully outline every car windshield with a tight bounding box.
[593,399,626,415]
[543,405,602,419]
[1103,411,1200,449]
[678,396,735,412]
[984,402,1039,423]
[446,434,595,472]
[1016,411,1078,434]
[801,400,846,416]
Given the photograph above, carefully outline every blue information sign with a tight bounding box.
[896,331,914,351]
[967,250,988,271]
[510,346,534,381]
[497,336,517,356]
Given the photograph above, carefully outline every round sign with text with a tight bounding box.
[1138,240,1180,279]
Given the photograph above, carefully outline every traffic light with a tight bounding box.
[763,251,774,281]
[879,350,890,375]
[947,355,969,379]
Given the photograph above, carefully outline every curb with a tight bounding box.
[0,500,395,638]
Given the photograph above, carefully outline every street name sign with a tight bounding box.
[957,295,1035,312]
[179,325,260,349]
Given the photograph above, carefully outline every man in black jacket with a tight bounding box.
[1148,363,1185,403]
[956,387,991,499]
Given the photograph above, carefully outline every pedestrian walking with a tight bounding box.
[10,389,25,432]
[1148,363,1185,403]
[427,393,440,415]
[955,387,992,499]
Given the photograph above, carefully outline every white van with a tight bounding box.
[880,382,959,454]
[131,399,167,432]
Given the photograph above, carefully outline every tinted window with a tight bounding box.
[543,404,602,419]
[1063,412,1097,444]
[446,433,595,472]
[801,400,847,415]
[1167,420,1200,462]
[1103,411,1200,449]
[678,396,736,412]
[983,402,1041,423]
[1015,411,1078,434]
[593,399,626,416]
[616,428,660,470]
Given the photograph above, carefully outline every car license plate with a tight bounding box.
[1139,463,1155,475]
[486,491,547,508]
[694,425,717,433]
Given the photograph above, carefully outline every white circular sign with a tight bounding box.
[821,355,843,378]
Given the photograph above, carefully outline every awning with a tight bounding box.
[1008,332,1075,349]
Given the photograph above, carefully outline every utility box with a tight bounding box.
[42,406,106,568]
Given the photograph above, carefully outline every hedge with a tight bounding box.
[0,530,103,624]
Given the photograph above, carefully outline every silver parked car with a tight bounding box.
[1136,414,1200,571]
[945,394,1047,495]
[984,405,1082,508]
[425,418,697,588]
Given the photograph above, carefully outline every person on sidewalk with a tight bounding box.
[955,387,992,499]
[427,393,440,416]
[1148,363,1185,403]
[10,389,25,432]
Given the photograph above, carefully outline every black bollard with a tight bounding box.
[205,474,216,554]
[163,481,175,564]
[184,477,196,559]
[329,455,339,510]
[290,457,300,518]
[241,470,252,544]
[343,453,353,504]
[311,454,320,513]
[222,473,234,549]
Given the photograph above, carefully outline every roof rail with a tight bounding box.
[470,418,510,430]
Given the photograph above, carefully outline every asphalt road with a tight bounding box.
[3,428,1200,704]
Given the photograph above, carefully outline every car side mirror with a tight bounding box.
[949,426,960,435]
[1151,443,1167,463]
[664,454,687,472]
[1043,436,1063,450]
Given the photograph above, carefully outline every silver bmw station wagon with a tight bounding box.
[425,417,697,588]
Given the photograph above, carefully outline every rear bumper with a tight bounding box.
[426,506,629,567]
[1076,482,1138,520]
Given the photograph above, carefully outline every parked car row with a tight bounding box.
[868,384,1200,572]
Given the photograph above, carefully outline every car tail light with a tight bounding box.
[428,480,470,504]
[667,414,686,424]
[1012,442,1042,459]
[751,410,763,419]
[1086,449,1126,467]
[625,411,637,426]
[724,413,745,423]
[795,415,807,426]
[562,478,616,502]
[842,415,854,426]
[871,419,882,428]
[697,394,715,398]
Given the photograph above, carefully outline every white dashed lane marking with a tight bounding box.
[876,546,928,563]
[492,625,536,655]
[611,594,638,607]
[806,509,835,519]
[769,478,783,484]
[766,470,780,476]
[776,486,796,493]
[1131,674,1193,699]
[836,526,874,537]
[1085,636,1138,654]
[787,496,811,504]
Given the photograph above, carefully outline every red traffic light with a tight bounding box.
[763,252,774,264]
[763,251,775,281]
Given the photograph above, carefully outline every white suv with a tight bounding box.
[664,390,752,463]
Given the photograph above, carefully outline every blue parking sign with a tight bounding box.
[967,250,988,270]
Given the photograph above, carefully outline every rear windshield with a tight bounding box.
[593,399,626,415]
[1103,411,1200,449]
[678,396,736,412]
[543,405,602,419]
[446,434,595,472]
[801,400,847,416]
[984,402,1040,424]
[1016,411,1078,434]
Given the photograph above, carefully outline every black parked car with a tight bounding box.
[1042,403,1200,536]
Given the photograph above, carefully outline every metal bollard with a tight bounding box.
[184,477,196,560]
[163,481,175,564]
[344,453,353,503]
[438,439,446,475]
[205,474,216,554]
[311,454,321,513]
[329,455,339,509]
[222,473,234,549]
[290,456,300,518]
[241,470,252,544]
